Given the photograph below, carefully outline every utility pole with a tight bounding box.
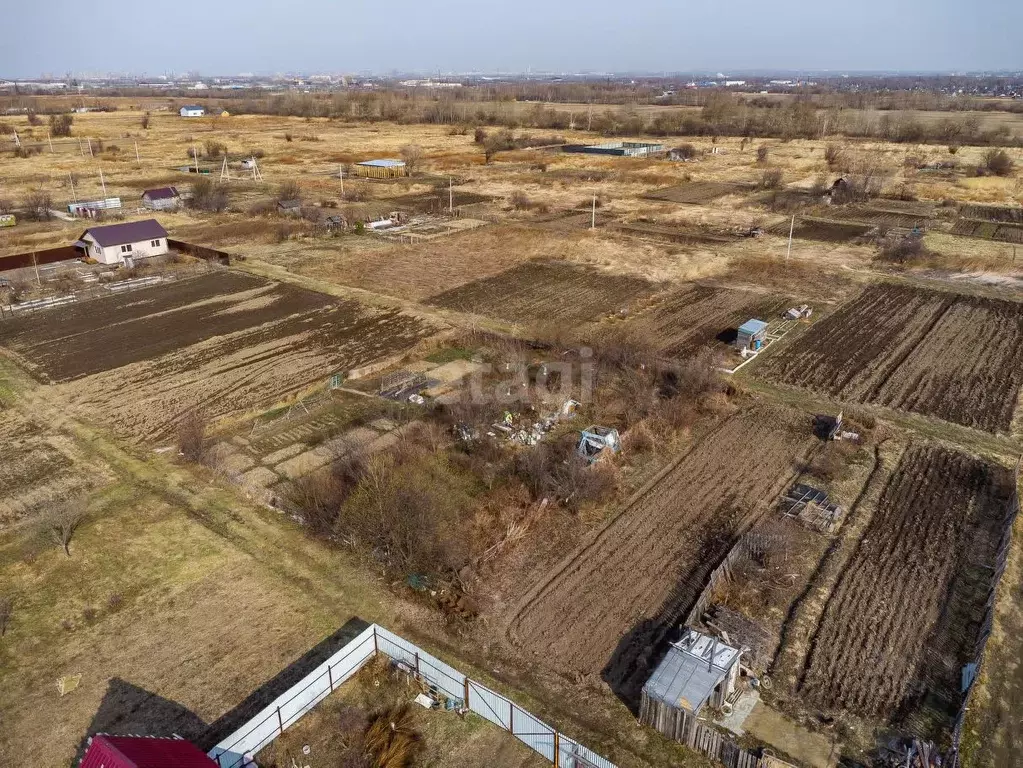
[12,128,20,148]
[99,168,106,196]
[134,140,141,164]
[591,194,596,229]
[78,137,84,156]
[31,252,41,288]
[87,137,93,157]
[339,165,344,198]
[193,146,199,174]
[47,130,53,153]
[786,214,795,261]
[449,176,453,213]
[68,172,77,203]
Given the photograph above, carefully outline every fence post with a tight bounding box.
[373,626,378,655]
[414,651,420,676]
[276,706,283,733]
[509,701,514,733]
[328,663,333,691]
[554,731,560,768]
[463,677,470,708]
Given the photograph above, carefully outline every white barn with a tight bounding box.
[179,105,205,117]
[77,219,169,265]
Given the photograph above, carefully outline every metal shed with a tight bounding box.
[735,319,768,352]
[639,629,741,743]
[80,735,218,768]
[354,158,408,178]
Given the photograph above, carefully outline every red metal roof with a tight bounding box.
[80,735,219,768]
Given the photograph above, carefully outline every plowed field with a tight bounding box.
[800,445,1013,721]
[507,407,815,702]
[758,284,1023,433]
[0,272,436,441]
[626,284,791,357]
[427,261,657,327]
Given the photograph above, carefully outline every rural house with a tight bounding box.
[141,186,181,210]
[76,219,169,265]
[639,629,742,743]
[353,158,407,178]
[80,734,218,768]
[179,105,205,117]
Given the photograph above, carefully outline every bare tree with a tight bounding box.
[756,145,770,164]
[275,180,301,203]
[400,144,423,175]
[41,499,88,557]
[140,112,151,129]
[23,191,52,221]
[188,177,229,213]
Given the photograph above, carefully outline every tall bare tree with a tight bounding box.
[400,144,423,175]
[41,498,87,557]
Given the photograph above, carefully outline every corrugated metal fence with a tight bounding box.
[948,458,1021,768]
[208,623,616,768]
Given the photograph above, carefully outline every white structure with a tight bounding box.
[76,219,169,265]
[141,186,181,211]
[179,105,205,117]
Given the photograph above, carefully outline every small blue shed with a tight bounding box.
[736,319,768,351]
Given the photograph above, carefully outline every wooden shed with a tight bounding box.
[735,318,768,352]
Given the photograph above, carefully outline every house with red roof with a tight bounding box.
[79,734,219,768]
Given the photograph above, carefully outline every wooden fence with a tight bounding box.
[639,694,763,768]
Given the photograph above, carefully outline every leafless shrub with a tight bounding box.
[284,449,366,538]
[622,422,655,453]
[27,112,42,126]
[22,190,52,220]
[276,180,301,203]
[0,596,12,637]
[176,408,209,463]
[140,112,151,129]
[49,113,73,137]
[400,144,423,175]
[203,139,227,158]
[878,232,928,264]
[473,127,487,144]
[981,148,1014,177]
[672,143,697,160]
[759,168,783,190]
[189,177,229,212]
[0,198,12,214]
[82,606,99,624]
[824,144,846,170]
[756,145,769,163]
[106,593,123,612]
[39,498,88,557]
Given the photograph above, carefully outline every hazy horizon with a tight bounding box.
[3,0,1022,79]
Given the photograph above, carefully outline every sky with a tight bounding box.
[3,0,1022,78]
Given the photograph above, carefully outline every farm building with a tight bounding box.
[353,158,407,178]
[80,734,218,768]
[76,219,169,265]
[735,319,768,351]
[179,105,205,117]
[141,186,181,210]
[277,199,302,216]
[639,629,742,743]
[563,141,665,158]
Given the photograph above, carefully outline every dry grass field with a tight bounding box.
[2,97,1023,768]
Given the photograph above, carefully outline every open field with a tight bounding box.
[0,406,116,530]
[427,260,658,327]
[0,271,436,440]
[642,181,749,205]
[507,406,816,702]
[622,283,793,357]
[800,445,1013,725]
[758,284,1023,433]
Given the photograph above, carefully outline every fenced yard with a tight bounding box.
[209,624,616,768]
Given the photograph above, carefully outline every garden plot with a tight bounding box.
[951,219,1023,245]
[825,206,933,230]
[766,217,873,243]
[624,284,792,358]
[507,407,816,701]
[0,271,437,442]
[758,284,1023,433]
[427,261,658,327]
[642,181,749,205]
[800,445,1013,725]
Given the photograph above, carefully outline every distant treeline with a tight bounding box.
[2,84,1021,147]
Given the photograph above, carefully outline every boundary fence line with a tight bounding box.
[208,623,616,768]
